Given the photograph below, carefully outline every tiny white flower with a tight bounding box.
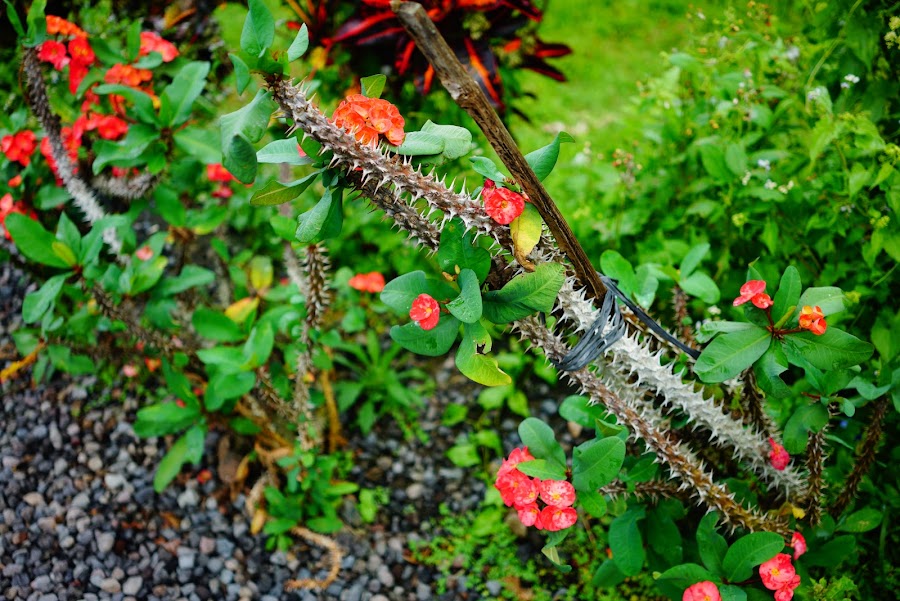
[742,171,752,186]
[757,159,771,170]
[708,306,722,316]
[785,46,800,61]
[764,179,777,190]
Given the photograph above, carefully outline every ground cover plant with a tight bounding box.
[0,0,898,599]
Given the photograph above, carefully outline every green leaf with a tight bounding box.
[803,535,856,568]
[173,128,220,164]
[656,564,714,590]
[783,328,874,371]
[4,213,70,268]
[518,417,566,469]
[510,204,543,265]
[680,271,720,304]
[719,585,748,601]
[695,326,771,383]
[192,307,245,342]
[205,370,256,411]
[680,243,710,279]
[223,134,258,184]
[446,269,482,324]
[390,317,459,357]
[24,0,46,46]
[699,143,731,182]
[517,458,567,480]
[482,263,564,323]
[420,121,472,160]
[697,320,755,342]
[469,156,506,182]
[455,321,510,386]
[156,265,215,296]
[56,213,81,259]
[437,218,491,283]
[722,532,785,582]
[395,131,444,156]
[159,61,210,127]
[559,395,605,429]
[51,241,77,267]
[134,402,199,438]
[287,23,309,61]
[600,250,636,299]
[783,402,829,454]
[609,507,646,576]
[242,321,274,368]
[796,287,845,317]
[754,344,791,399]
[725,143,748,175]
[230,53,251,95]
[5,0,24,37]
[578,489,607,518]
[572,437,625,491]
[219,89,274,178]
[360,73,385,98]
[92,125,160,174]
[295,187,342,243]
[251,178,307,207]
[836,507,883,532]
[696,512,728,577]
[241,0,275,57]
[130,256,168,295]
[380,271,456,314]
[94,84,157,124]
[153,424,206,492]
[771,266,801,326]
[256,139,314,165]
[542,535,573,573]
[22,274,66,324]
[524,132,574,181]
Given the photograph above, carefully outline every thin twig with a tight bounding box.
[830,398,889,518]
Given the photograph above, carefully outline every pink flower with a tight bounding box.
[516,502,540,527]
[498,447,535,477]
[409,293,440,330]
[482,179,525,225]
[122,364,139,378]
[135,246,154,261]
[759,553,801,601]
[538,505,577,532]
[683,581,722,601]
[733,280,773,309]
[791,532,807,560]
[768,438,790,471]
[539,479,576,508]
[349,271,386,293]
[495,469,538,507]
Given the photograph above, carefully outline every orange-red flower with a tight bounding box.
[139,32,179,63]
[8,175,22,187]
[0,193,37,240]
[768,438,790,471]
[104,63,153,87]
[38,40,70,70]
[409,293,440,330]
[332,94,405,147]
[349,271,386,293]
[798,305,826,335]
[207,163,236,183]
[1,130,37,167]
[68,36,95,66]
[482,178,525,225]
[95,115,129,140]
[46,15,86,37]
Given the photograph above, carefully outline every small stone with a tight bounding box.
[87,456,103,472]
[104,473,126,489]
[405,483,424,500]
[30,574,51,592]
[99,578,121,594]
[485,580,502,596]
[177,488,199,508]
[376,565,395,588]
[199,536,216,555]
[178,549,196,570]
[123,576,143,596]
[95,532,115,553]
[22,492,45,506]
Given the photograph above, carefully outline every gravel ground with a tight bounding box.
[0,259,569,600]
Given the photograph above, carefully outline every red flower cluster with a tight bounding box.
[759,553,801,601]
[38,17,97,94]
[0,193,37,241]
[482,179,525,225]
[733,280,773,309]
[74,113,129,141]
[37,40,69,70]
[495,447,578,532]
[104,63,153,88]
[39,127,80,183]
[349,271,386,293]
[798,305,826,336]
[768,438,790,471]
[1,131,37,167]
[46,15,86,37]
[331,94,405,147]
[207,164,236,199]
[409,293,440,330]
[790,531,806,560]
[139,32,179,63]
[683,581,721,601]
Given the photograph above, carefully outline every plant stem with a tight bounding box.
[830,398,889,518]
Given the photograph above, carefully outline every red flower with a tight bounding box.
[733,280,773,309]
[759,553,801,601]
[105,63,153,87]
[798,305,826,336]
[537,505,577,532]
[38,40,70,70]
[46,15,86,37]
[212,184,233,199]
[0,193,37,241]
[683,581,722,601]
[409,293,440,330]
[482,179,525,224]
[332,94,405,147]
[497,446,535,477]
[207,163,236,183]
[538,479,576,508]
[68,36,95,66]
[791,532,807,560]
[768,438,790,470]
[95,115,129,140]
[349,271,386,293]
[68,61,89,95]
[139,32,179,63]
[516,502,539,527]
[1,130,37,167]
[8,175,22,187]
[495,469,538,507]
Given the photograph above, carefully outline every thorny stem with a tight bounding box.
[805,428,828,526]
[830,398,889,518]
